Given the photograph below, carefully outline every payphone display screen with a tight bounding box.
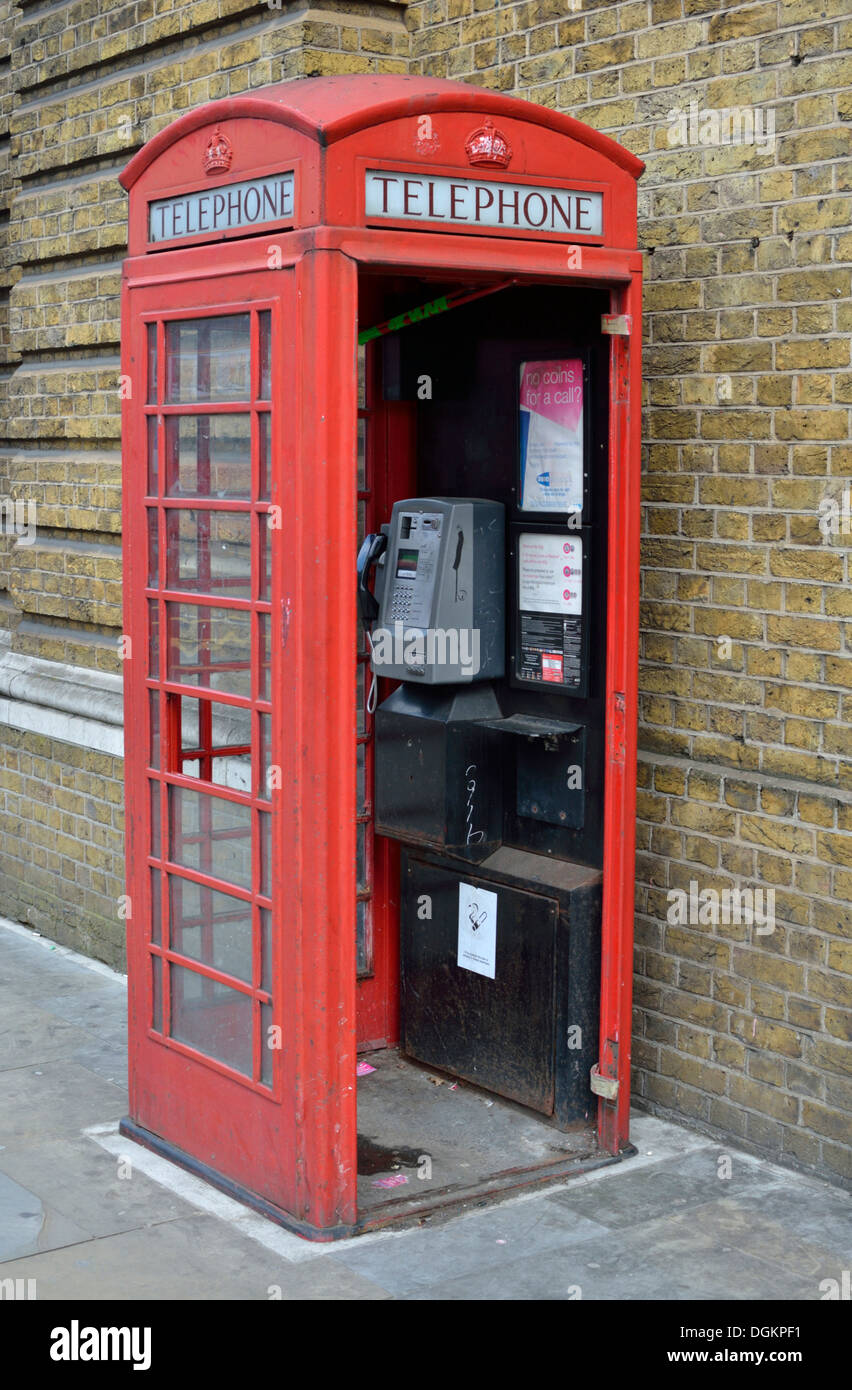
[514,530,586,691]
[396,548,420,578]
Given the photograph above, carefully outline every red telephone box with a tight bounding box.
[119,76,643,1238]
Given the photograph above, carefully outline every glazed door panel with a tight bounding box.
[123,270,298,1211]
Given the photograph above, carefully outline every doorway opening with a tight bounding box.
[352,269,621,1228]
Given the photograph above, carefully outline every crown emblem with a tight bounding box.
[203,128,233,175]
[465,120,512,169]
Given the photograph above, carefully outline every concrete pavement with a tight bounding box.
[0,916,849,1301]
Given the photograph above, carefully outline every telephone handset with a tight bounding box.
[357,532,387,624]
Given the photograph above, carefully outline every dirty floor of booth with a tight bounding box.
[354,1048,611,1226]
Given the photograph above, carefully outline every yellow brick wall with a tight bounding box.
[0,0,850,1184]
[0,727,126,968]
[403,0,852,1184]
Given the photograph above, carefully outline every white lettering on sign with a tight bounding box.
[365,170,602,238]
[148,172,295,244]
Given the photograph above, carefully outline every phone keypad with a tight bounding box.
[390,586,413,622]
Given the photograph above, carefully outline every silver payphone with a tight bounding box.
[358,497,505,685]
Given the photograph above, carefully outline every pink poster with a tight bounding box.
[519,359,584,512]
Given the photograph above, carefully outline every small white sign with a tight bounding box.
[457,881,497,979]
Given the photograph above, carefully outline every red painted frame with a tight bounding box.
[120,76,643,1237]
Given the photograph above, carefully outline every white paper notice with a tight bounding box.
[518,532,583,615]
[457,882,497,979]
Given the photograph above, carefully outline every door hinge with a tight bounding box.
[590,1064,619,1101]
[601,313,632,336]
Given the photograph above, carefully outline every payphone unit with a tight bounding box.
[357,497,505,685]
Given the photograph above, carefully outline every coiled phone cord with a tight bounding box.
[366,628,378,715]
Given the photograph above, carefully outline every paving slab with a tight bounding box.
[405,1225,819,1302]
[0,1171,92,1262]
[0,1058,126,1145]
[609,1201,840,1301]
[0,1001,100,1073]
[546,1144,790,1229]
[0,1215,391,1300]
[0,1135,197,1241]
[329,1190,610,1295]
[35,988,126,1041]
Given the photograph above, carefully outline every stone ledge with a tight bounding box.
[0,631,123,754]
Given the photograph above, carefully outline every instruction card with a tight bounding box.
[519,359,584,512]
[457,881,497,979]
[518,532,583,616]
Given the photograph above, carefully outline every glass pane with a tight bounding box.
[149,690,160,769]
[165,415,250,499]
[152,954,163,1031]
[357,823,366,889]
[258,612,270,701]
[170,963,252,1076]
[147,416,158,495]
[150,780,161,859]
[357,741,366,811]
[165,315,251,403]
[166,602,251,698]
[165,509,251,598]
[261,999,274,1086]
[260,907,271,993]
[357,343,366,408]
[258,514,271,601]
[259,310,271,399]
[258,712,272,801]
[176,696,252,792]
[150,868,162,945]
[147,324,158,405]
[147,509,159,587]
[357,416,366,490]
[357,900,368,975]
[169,786,252,891]
[148,599,160,678]
[169,876,252,984]
[259,810,271,897]
[258,412,270,500]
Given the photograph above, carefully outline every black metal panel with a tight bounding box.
[516,725,586,829]
[401,855,557,1114]
[400,846,602,1127]
[375,683,503,861]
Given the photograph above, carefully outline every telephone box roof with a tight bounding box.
[120,74,645,191]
